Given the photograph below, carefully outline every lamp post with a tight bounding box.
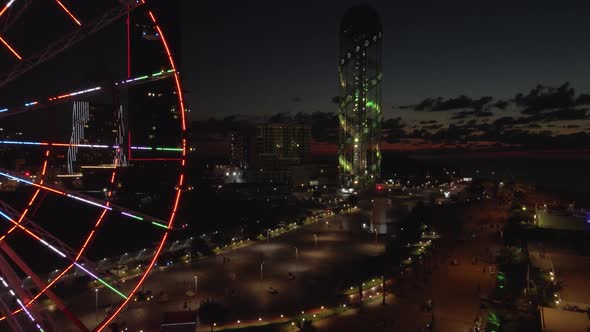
[260,262,264,280]
[294,246,298,273]
[95,288,99,322]
[313,234,317,248]
[194,275,198,298]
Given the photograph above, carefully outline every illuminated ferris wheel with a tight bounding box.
[0,0,187,331]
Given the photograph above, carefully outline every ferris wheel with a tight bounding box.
[0,0,187,331]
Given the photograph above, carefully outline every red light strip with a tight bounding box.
[54,0,81,26]
[126,2,131,78]
[0,35,22,60]
[148,12,186,131]
[96,6,187,331]
[75,149,118,260]
[0,150,120,324]
[0,150,50,321]
[0,150,49,243]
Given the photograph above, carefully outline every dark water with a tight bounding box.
[381,152,590,207]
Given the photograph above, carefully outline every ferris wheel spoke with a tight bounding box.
[0,167,171,229]
[0,149,50,244]
[0,203,128,300]
[0,0,145,89]
[0,0,30,35]
[0,281,46,332]
[0,34,21,59]
[0,140,183,154]
[0,199,95,268]
[0,69,175,118]
[0,254,49,332]
[0,243,88,332]
[53,0,81,26]
[0,292,25,332]
[0,0,16,20]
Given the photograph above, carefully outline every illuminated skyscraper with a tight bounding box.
[338,5,382,190]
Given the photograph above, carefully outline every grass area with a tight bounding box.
[213,240,254,254]
[212,299,373,331]
[256,224,300,241]
[215,322,293,332]
[342,278,383,295]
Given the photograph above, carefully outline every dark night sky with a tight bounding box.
[1,0,589,151]
[181,0,590,119]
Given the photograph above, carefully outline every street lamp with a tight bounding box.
[194,275,198,298]
[95,288,99,322]
[260,262,264,280]
[294,246,298,273]
[313,234,317,248]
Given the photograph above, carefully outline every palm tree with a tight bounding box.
[295,319,315,331]
[487,312,501,332]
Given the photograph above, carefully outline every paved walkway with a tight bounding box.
[315,231,499,332]
[56,214,385,331]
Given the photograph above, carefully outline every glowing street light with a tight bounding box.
[95,288,99,322]
[194,275,198,299]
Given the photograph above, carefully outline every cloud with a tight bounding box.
[419,120,437,124]
[423,124,443,130]
[515,82,575,114]
[414,95,494,112]
[491,100,509,110]
[491,109,588,128]
[576,94,590,105]
[451,110,493,120]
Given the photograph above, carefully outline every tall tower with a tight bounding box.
[338,5,383,191]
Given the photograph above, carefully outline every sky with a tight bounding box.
[1,0,589,153]
[181,0,590,121]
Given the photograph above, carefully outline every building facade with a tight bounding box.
[338,5,383,190]
[255,123,311,162]
[127,1,182,156]
[245,123,311,184]
[230,127,257,169]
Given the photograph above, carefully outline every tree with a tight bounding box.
[486,311,504,332]
[190,237,213,257]
[295,319,315,331]
[198,300,228,331]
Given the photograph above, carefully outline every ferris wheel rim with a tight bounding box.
[0,1,187,331]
